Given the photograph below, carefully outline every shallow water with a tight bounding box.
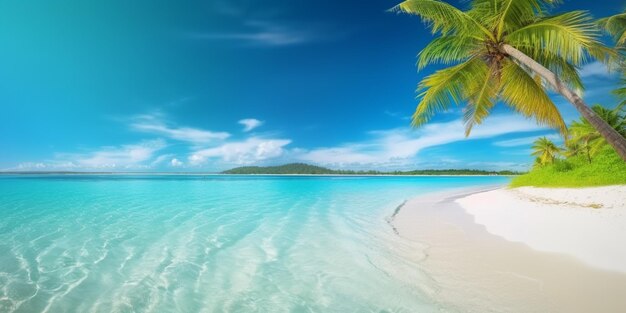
[0,175,508,312]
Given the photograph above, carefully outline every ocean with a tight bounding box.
[0,174,508,312]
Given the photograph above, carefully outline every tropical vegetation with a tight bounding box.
[511,147,626,187]
[569,105,626,161]
[598,10,626,110]
[512,105,626,187]
[394,0,626,161]
[222,163,520,175]
[531,137,562,166]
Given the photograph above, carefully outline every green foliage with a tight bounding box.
[598,11,626,108]
[531,136,562,165]
[552,159,574,172]
[511,147,626,187]
[394,0,613,136]
[569,105,626,160]
[499,61,564,131]
[222,163,333,175]
[598,11,626,48]
[514,105,626,187]
[507,11,609,65]
[221,163,520,175]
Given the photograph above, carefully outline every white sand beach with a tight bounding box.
[457,186,626,273]
[392,186,626,313]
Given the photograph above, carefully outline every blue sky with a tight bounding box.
[1,0,623,172]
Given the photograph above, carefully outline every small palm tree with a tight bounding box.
[570,105,626,160]
[532,137,561,165]
[394,0,626,161]
[598,11,626,111]
[564,138,591,163]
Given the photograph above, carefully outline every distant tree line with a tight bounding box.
[532,105,626,167]
[221,163,520,175]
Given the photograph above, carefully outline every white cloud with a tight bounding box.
[187,20,347,47]
[131,114,230,144]
[465,161,531,171]
[579,62,615,78]
[10,140,168,171]
[9,111,551,172]
[65,139,166,169]
[493,134,561,147]
[170,158,183,167]
[297,115,547,167]
[238,118,264,132]
[189,137,291,165]
[196,30,308,46]
[14,162,47,170]
[383,110,412,120]
[150,154,174,167]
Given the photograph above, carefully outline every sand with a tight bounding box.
[391,186,626,313]
[457,186,626,273]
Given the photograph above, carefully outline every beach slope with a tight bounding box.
[457,186,626,273]
[392,186,626,313]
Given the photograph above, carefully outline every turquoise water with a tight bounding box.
[0,175,508,312]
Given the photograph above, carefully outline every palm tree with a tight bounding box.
[598,11,626,111]
[532,137,561,165]
[599,11,626,47]
[393,0,626,161]
[564,140,590,163]
[570,105,626,160]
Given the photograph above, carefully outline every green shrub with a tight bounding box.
[552,159,574,172]
[511,147,626,187]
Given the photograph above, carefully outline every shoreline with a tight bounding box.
[0,172,518,177]
[391,186,626,312]
[457,186,626,273]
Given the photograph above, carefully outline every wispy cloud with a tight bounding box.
[297,115,547,167]
[238,118,264,132]
[60,139,166,169]
[189,137,291,165]
[579,61,616,78]
[9,110,549,172]
[493,134,561,148]
[188,20,342,46]
[465,161,531,171]
[12,162,47,170]
[150,154,174,167]
[190,1,348,47]
[383,110,412,120]
[131,113,230,144]
[13,140,167,171]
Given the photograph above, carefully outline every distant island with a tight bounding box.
[221,163,520,176]
[0,164,520,176]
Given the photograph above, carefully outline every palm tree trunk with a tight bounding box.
[501,44,626,162]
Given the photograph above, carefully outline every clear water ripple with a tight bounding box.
[0,175,508,312]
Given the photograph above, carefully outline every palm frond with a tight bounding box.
[507,11,605,65]
[614,84,626,111]
[495,0,542,39]
[531,136,562,164]
[417,36,480,70]
[515,46,584,91]
[500,60,567,134]
[412,57,486,126]
[598,12,626,46]
[467,0,501,30]
[463,63,500,135]
[392,0,494,40]
[469,0,559,35]
[569,104,626,157]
